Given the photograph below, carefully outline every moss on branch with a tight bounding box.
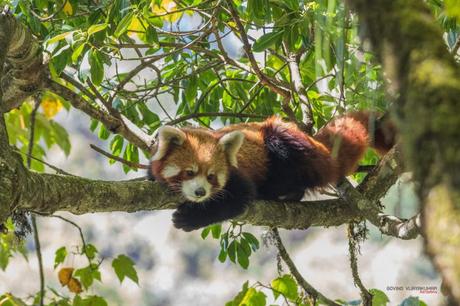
[349,0,460,301]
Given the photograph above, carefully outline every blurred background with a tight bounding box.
[1,0,456,304]
[0,108,442,305]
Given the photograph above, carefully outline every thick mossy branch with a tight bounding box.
[349,0,460,301]
[22,171,361,229]
[0,147,402,231]
[0,12,44,112]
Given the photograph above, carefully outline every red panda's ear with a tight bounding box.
[151,126,186,161]
[219,131,245,167]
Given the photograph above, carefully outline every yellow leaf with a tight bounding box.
[67,277,83,294]
[58,267,74,286]
[41,93,63,119]
[151,0,182,22]
[128,16,145,37]
[227,21,236,29]
[19,114,25,129]
[63,1,73,16]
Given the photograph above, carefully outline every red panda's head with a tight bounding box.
[150,126,244,202]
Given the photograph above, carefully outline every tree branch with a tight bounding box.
[377,213,421,240]
[286,52,314,133]
[271,228,340,305]
[0,11,44,112]
[348,0,460,301]
[224,1,293,102]
[89,144,149,169]
[44,78,154,152]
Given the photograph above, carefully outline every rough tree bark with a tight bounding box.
[348,0,460,302]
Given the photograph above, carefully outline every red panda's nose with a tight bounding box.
[195,188,206,197]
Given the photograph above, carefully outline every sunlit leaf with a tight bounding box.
[112,254,139,284]
[63,0,73,15]
[151,0,182,22]
[41,92,64,119]
[271,274,298,301]
[252,30,284,52]
[54,246,67,269]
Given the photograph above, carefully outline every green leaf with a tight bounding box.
[227,241,237,263]
[369,289,389,306]
[87,23,108,36]
[445,0,460,19]
[271,274,298,301]
[83,244,98,260]
[51,121,71,156]
[90,119,99,132]
[0,294,28,306]
[218,248,227,262]
[73,295,108,306]
[110,135,124,157]
[89,49,104,86]
[98,125,110,140]
[240,288,267,306]
[236,242,249,269]
[47,31,76,45]
[0,244,11,270]
[201,226,211,239]
[54,246,67,269]
[72,43,86,64]
[112,254,139,284]
[400,297,426,306]
[114,12,134,37]
[226,281,249,306]
[252,30,284,52]
[144,26,159,45]
[211,224,222,239]
[74,264,102,289]
[242,232,260,251]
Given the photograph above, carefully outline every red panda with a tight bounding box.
[149,112,395,231]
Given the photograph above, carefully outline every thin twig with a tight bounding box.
[28,97,45,306]
[89,144,149,169]
[15,150,74,176]
[45,78,153,151]
[30,1,67,22]
[165,112,266,126]
[31,217,44,305]
[46,214,92,265]
[271,228,340,306]
[224,1,291,99]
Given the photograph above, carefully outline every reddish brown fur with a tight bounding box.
[151,112,393,189]
[151,128,230,192]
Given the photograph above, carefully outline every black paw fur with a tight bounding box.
[172,203,213,232]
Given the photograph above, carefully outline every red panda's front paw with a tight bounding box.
[172,204,211,232]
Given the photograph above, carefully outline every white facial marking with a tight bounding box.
[161,164,181,178]
[182,175,212,202]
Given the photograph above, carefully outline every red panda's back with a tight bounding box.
[216,122,269,185]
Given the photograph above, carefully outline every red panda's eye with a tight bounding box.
[207,174,215,181]
[185,170,195,177]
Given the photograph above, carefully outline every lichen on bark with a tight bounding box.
[348,0,460,301]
